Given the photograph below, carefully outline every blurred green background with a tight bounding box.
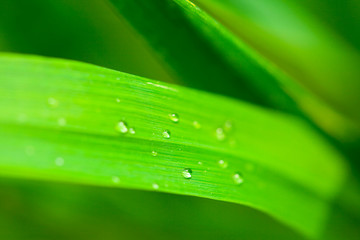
[0,0,359,239]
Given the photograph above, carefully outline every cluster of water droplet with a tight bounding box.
[115,121,136,135]
[232,172,244,185]
[113,113,244,186]
[46,96,245,187]
[218,159,228,169]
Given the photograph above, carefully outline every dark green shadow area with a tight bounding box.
[0,0,172,82]
[0,178,305,240]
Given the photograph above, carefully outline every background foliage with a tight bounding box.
[0,0,359,239]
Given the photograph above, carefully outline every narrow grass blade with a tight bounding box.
[107,0,299,112]
[0,53,347,237]
[107,0,359,141]
[194,0,360,127]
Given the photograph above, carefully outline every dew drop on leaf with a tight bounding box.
[182,168,192,179]
[112,176,120,183]
[218,159,228,168]
[116,98,121,103]
[162,130,171,139]
[115,121,128,133]
[151,151,158,157]
[216,127,225,141]
[169,113,179,123]
[129,127,136,134]
[233,172,244,185]
[152,183,159,190]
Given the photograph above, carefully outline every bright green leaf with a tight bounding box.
[0,53,347,237]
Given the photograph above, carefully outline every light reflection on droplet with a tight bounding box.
[115,121,128,133]
[112,176,120,183]
[169,113,179,123]
[233,172,244,185]
[182,168,192,179]
[162,130,171,139]
[218,160,228,168]
[216,127,225,141]
[129,127,136,134]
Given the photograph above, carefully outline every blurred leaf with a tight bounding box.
[0,0,173,82]
[297,0,360,53]
[0,178,306,240]
[193,0,360,127]
[107,0,300,112]
[0,53,348,237]
[107,0,359,141]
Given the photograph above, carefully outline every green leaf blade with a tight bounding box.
[0,53,347,238]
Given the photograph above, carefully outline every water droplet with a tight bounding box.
[216,128,225,141]
[152,183,159,190]
[48,97,58,107]
[115,121,128,133]
[162,130,171,139]
[233,172,244,185]
[151,151,158,157]
[198,161,203,165]
[182,168,192,179]
[129,127,136,134]
[169,113,179,123]
[55,157,64,166]
[193,121,201,129]
[218,160,228,168]
[58,117,66,126]
[112,176,120,183]
[116,98,121,103]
